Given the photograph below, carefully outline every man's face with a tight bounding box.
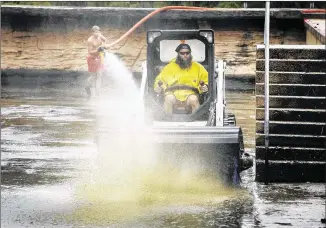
[176,48,192,69]
[93,30,101,38]
[178,48,191,61]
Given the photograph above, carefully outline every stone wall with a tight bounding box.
[1,6,307,77]
[1,27,306,76]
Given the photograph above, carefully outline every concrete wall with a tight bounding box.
[304,19,325,44]
[1,6,308,79]
[306,30,324,44]
[0,6,313,31]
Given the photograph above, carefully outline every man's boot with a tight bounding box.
[85,86,91,98]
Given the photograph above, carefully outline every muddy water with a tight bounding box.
[1,80,325,228]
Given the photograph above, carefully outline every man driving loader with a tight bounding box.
[154,43,209,114]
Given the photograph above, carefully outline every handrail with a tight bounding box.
[216,60,224,126]
[264,1,270,185]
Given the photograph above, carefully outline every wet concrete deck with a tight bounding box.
[1,76,325,227]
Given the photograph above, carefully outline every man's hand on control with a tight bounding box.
[199,81,208,93]
[201,84,208,93]
[155,81,164,93]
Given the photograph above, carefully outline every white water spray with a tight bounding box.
[95,51,144,128]
[91,51,154,179]
[102,52,139,98]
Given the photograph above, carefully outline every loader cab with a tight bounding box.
[145,29,217,122]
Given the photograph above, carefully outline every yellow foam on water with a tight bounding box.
[67,165,239,226]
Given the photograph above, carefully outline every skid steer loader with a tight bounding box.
[97,29,252,186]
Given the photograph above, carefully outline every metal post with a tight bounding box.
[216,60,224,127]
[264,1,270,185]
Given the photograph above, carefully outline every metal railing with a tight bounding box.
[215,60,225,127]
[264,1,270,185]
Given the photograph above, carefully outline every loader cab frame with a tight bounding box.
[145,29,216,122]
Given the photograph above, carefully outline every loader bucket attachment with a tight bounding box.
[96,126,243,186]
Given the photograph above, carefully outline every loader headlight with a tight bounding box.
[147,31,161,44]
[199,31,214,43]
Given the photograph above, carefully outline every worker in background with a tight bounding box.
[154,44,208,114]
[85,25,107,97]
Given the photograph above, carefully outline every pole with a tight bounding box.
[264,1,270,185]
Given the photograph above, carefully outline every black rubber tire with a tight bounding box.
[223,113,245,186]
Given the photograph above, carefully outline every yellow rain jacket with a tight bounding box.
[154,59,208,102]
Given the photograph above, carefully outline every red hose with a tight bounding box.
[106,6,218,48]
[301,9,326,22]
[301,9,326,13]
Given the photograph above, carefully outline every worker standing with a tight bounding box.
[85,25,107,98]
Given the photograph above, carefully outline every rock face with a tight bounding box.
[1,28,146,72]
[1,26,306,76]
[1,6,307,77]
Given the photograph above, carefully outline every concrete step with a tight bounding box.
[256,146,326,161]
[256,59,326,73]
[256,71,326,84]
[256,121,326,135]
[255,159,325,182]
[256,95,326,109]
[256,44,326,59]
[256,108,326,122]
[256,133,326,148]
[256,83,326,96]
